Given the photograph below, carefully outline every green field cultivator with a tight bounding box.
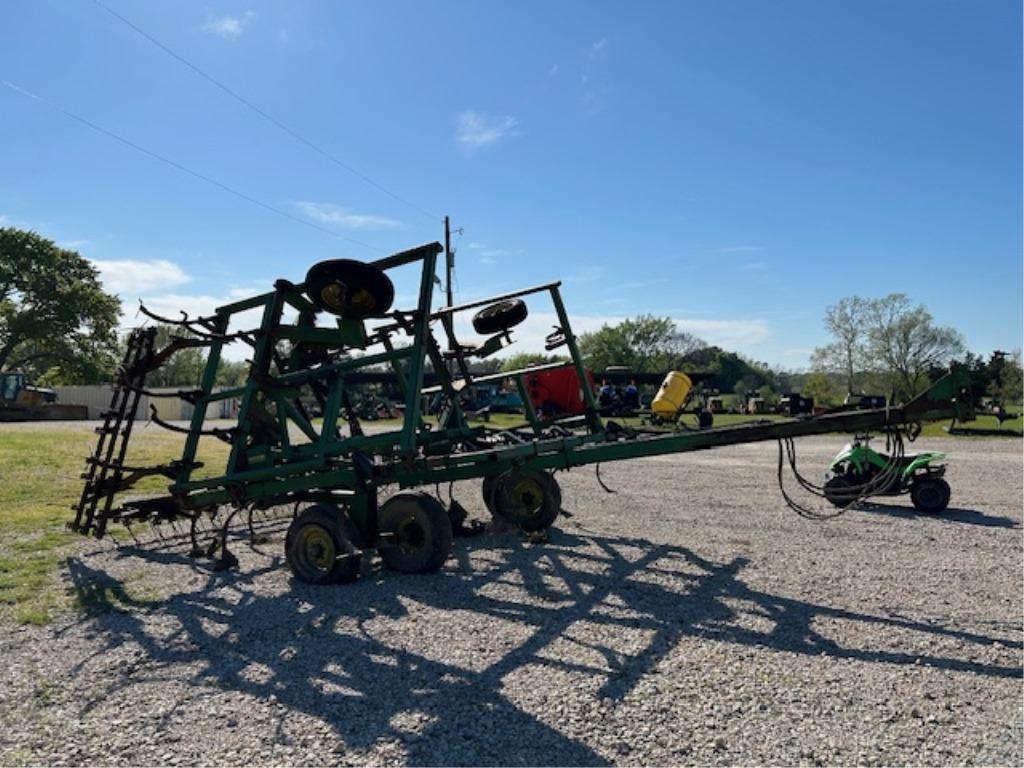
[70,241,975,582]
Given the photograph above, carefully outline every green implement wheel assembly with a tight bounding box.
[305,259,395,318]
[378,492,453,573]
[472,299,528,334]
[285,504,362,584]
[492,469,561,532]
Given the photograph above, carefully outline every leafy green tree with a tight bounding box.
[802,370,839,406]
[994,350,1023,406]
[215,359,251,387]
[123,324,206,388]
[866,293,964,399]
[578,315,705,373]
[812,293,964,401]
[0,227,120,382]
[500,352,568,372]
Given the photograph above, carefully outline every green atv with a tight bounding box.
[823,435,951,513]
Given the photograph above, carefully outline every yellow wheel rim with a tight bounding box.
[320,282,347,311]
[512,478,544,513]
[297,525,336,573]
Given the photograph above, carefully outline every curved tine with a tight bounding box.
[120,378,204,403]
[139,301,251,343]
[138,301,203,328]
[148,405,236,442]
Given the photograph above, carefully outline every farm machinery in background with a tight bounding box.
[69,241,974,583]
[0,371,88,421]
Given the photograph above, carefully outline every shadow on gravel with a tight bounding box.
[858,504,1019,528]
[61,529,1023,765]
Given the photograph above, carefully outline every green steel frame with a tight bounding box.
[89,240,973,543]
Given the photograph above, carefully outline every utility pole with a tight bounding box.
[444,215,454,309]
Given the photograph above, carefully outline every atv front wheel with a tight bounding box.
[911,476,950,514]
[823,475,858,507]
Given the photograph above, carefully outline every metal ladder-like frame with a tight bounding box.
[70,328,157,537]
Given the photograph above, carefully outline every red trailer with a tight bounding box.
[525,364,595,417]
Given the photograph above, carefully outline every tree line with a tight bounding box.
[2,225,1018,407]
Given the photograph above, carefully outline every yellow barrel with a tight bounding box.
[651,371,692,418]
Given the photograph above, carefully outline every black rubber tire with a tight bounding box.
[492,468,560,532]
[472,299,528,334]
[285,505,362,585]
[823,475,858,508]
[911,476,950,514]
[698,410,713,429]
[304,259,395,318]
[378,492,453,573]
[545,471,563,512]
[481,475,499,514]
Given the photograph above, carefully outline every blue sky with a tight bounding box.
[1,0,1020,368]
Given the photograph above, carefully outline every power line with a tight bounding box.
[2,79,383,252]
[93,0,440,224]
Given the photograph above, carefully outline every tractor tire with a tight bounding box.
[823,475,858,508]
[472,299,528,335]
[492,468,560,532]
[911,476,950,514]
[285,504,362,585]
[378,492,453,573]
[304,259,395,318]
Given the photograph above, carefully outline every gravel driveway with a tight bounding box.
[1,435,1020,766]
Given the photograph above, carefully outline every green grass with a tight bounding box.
[0,427,228,624]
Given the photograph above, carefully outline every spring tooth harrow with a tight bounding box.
[69,241,974,582]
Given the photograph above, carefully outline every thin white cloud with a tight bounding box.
[591,37,608,58]
[202,11,255,40]
[456,110,520,149]
[57,239,90,250]
[291,201,401,230]
[465,242,512,264]
[90,258,190,295]
[547,64,559,77]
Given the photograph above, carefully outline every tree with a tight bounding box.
[578,315,705,373]
[500,352,568,372]
[809,297,869,396]
[811,293,965,401]
[127,325,206,388]
[0,227,121,382]
[802,370,838,406]
[866,293,964,399]
[993,350,1023,406]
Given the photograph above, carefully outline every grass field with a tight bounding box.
[0,426,228,624]
[0,406,1018,624]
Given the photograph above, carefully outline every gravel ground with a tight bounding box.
[0,435,1020,766]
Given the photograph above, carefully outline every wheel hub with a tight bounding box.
[297,526,336,573]
[396,514,426,553]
